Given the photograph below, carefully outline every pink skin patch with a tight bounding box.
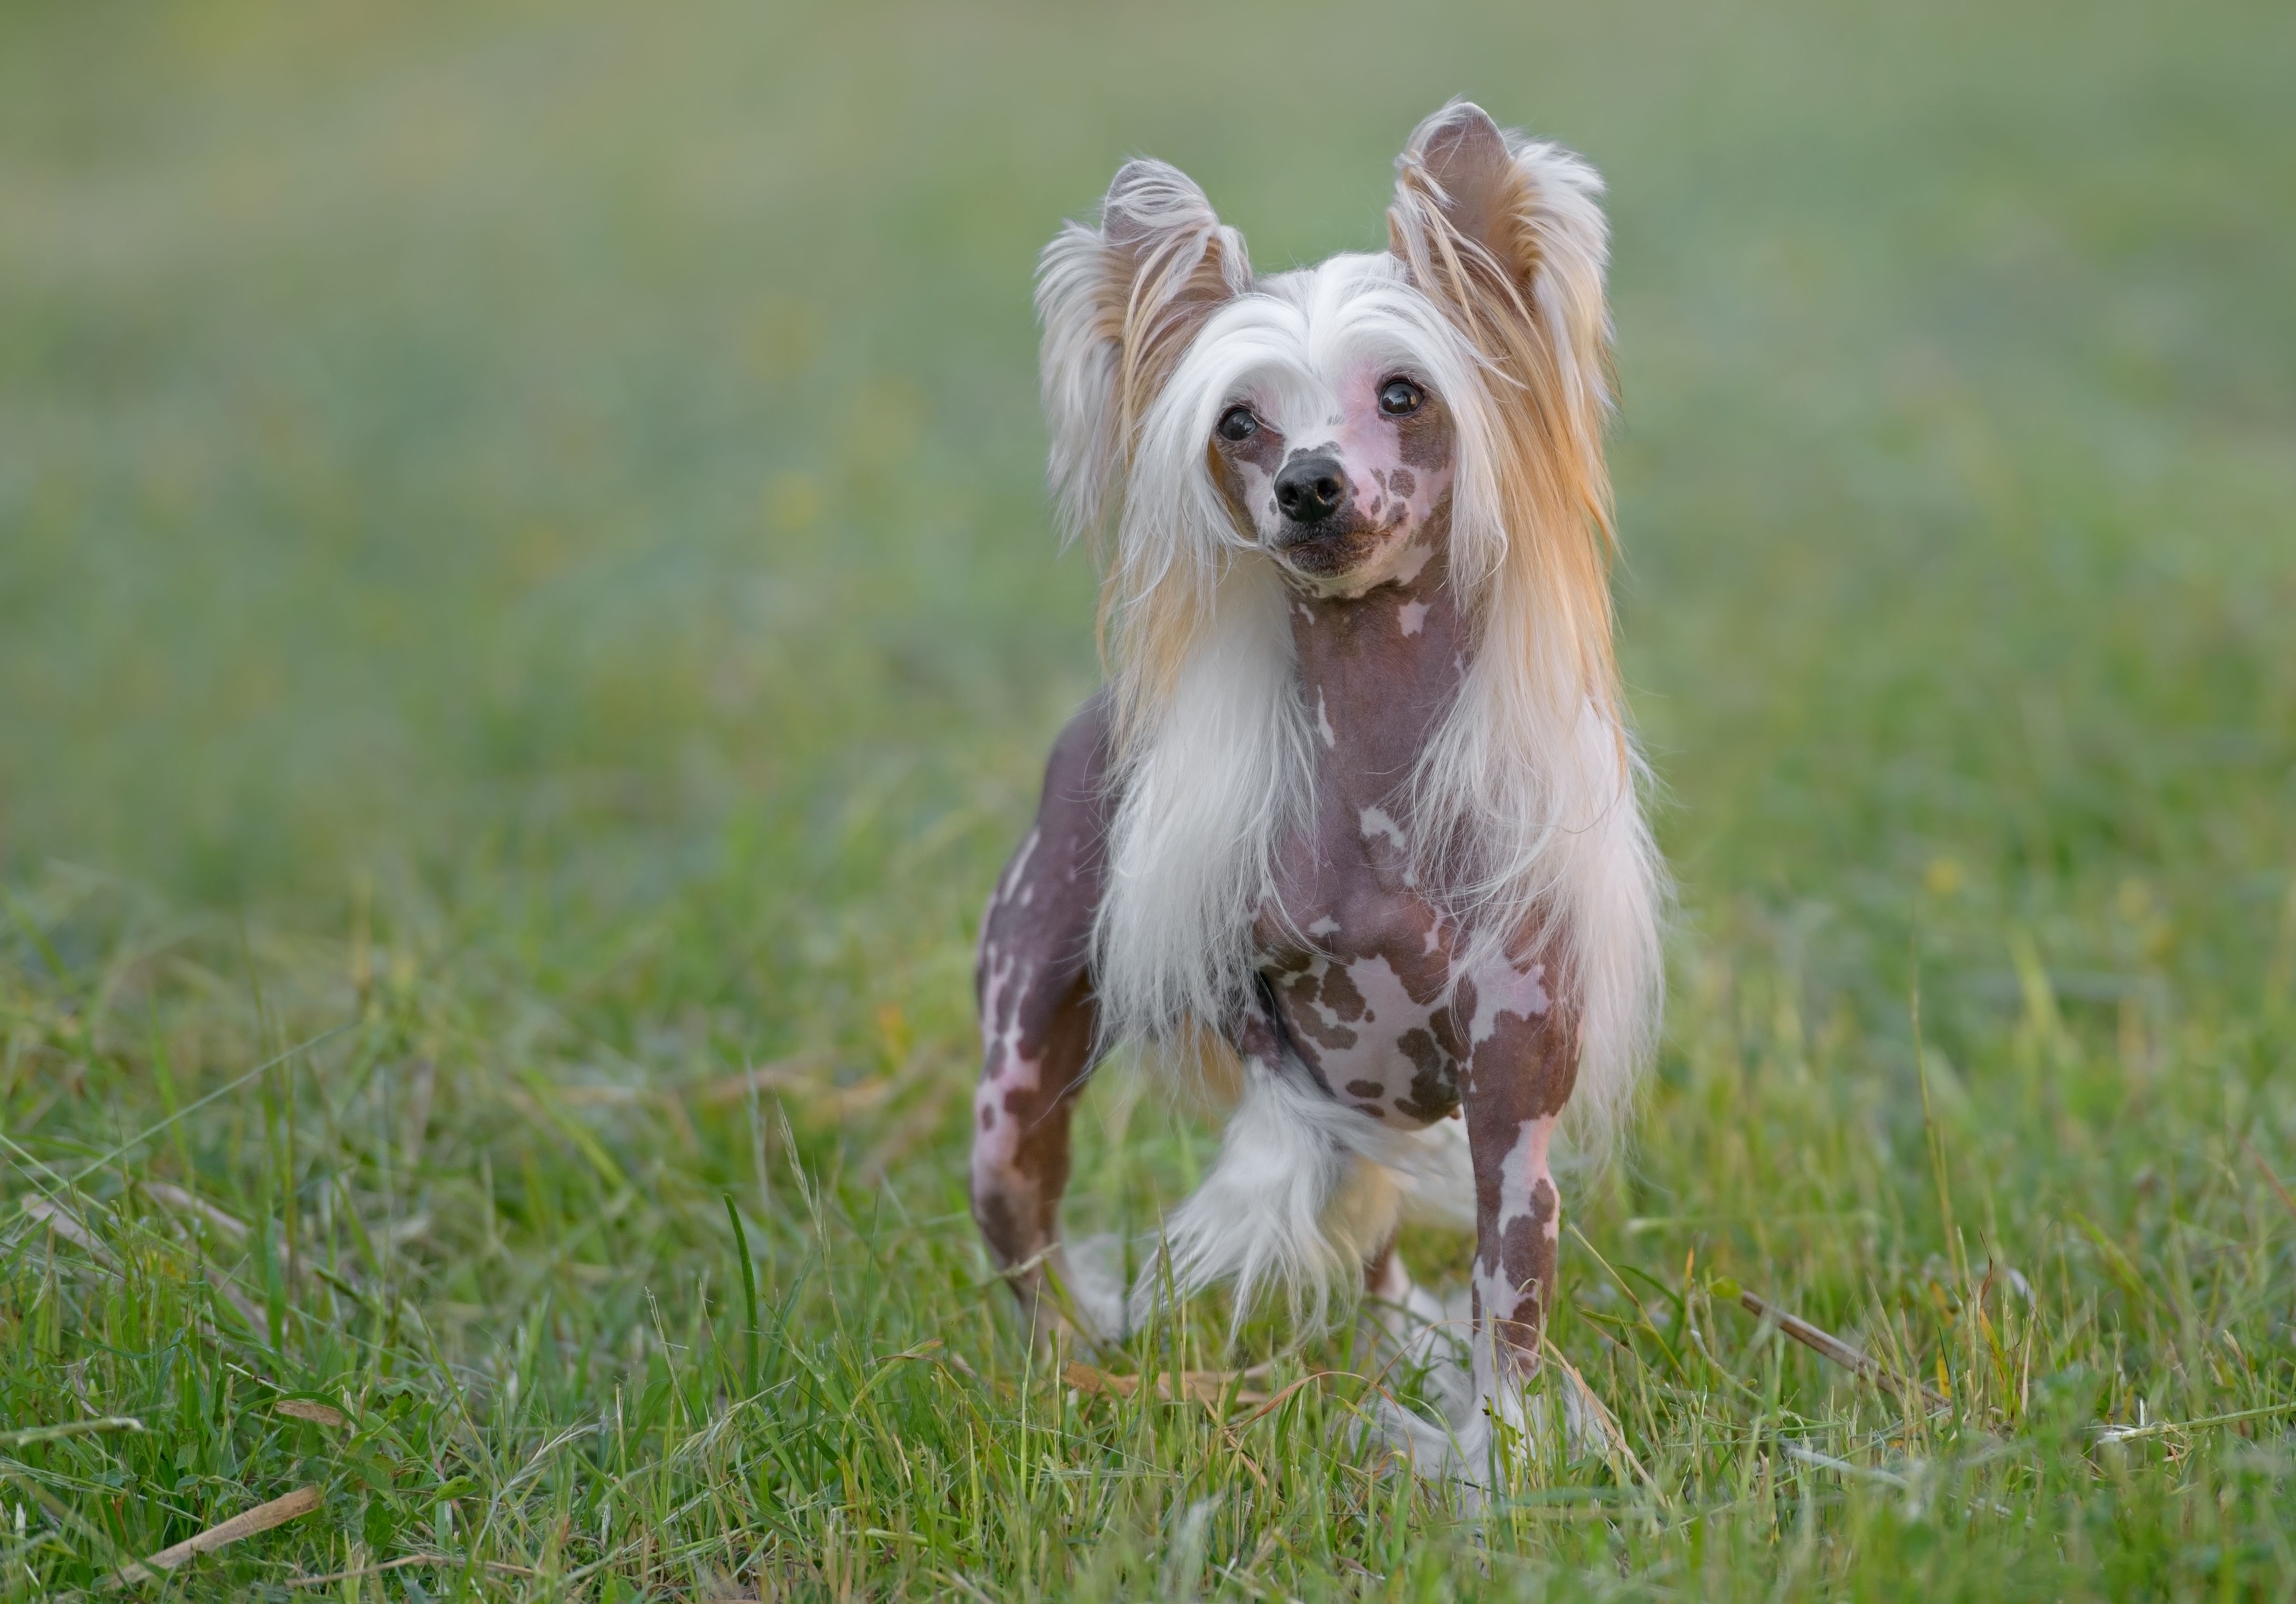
[1463,958,1553,1051]
[1326,369,1449,531]
[1268,950,1437,1117]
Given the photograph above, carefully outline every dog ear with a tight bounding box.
[1037,160,1250,544]
[1388,101,1612,443]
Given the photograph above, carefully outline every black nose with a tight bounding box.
[1273,454,1348,525]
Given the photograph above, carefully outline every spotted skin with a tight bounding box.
[969,692,1113,1341]
[1461,970,1576,1393]
[979,364,1578,1399]
[1214,368,1457,599]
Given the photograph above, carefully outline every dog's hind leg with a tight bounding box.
[970,693,1117,1344]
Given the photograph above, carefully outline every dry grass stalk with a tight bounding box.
[273,1399,347,1429]
[1726,1284,1949,1412]
[0,1417,143,1450]
[108,1485,322,1587]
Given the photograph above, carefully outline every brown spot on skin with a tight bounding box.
[1262,946,1315,980]
[1392,1027,1460,1121]
[1471,1001,1578,1121]
[1495,1196,1555,1286]
[1479,1176,1560,1351]
[1395,393,1453,473]
[1208,417,1288,537]
[1346,1079,1385,1100]
[974,1189,1029,1270]
[1279,980,1360,1053]
[979,1103,996,1131]
[1355,1103,1387,1119]
[1319,963,1369,1024]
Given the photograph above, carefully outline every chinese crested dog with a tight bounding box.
[970,102,1665,1471]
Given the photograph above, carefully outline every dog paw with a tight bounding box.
[1053,1233,1131,1346]
[1368,1370,1619,1492]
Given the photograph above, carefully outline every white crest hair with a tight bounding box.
[1036,106,1665,1158]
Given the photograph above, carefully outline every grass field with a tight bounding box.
[4,0,2294,1596]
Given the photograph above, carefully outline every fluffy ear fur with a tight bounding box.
[1388,101,1613,574]
[1036,160,1252,547]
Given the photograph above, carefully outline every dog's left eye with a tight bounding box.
[1378,378,1424,418]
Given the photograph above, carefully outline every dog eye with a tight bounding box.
[1215,406,1258,443]
[1378,379,1423,417]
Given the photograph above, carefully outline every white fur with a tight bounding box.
[1035,224,1124,543]
[1128,1061,1471,1334]
[1055,1232,1132,1346]
[1092,564,1313,1048]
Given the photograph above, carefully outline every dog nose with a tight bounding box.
[1273,455,1348,525]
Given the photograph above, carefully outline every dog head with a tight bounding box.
[1038,101,1614,606]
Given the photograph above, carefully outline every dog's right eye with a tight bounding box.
[1216,406,1258,443]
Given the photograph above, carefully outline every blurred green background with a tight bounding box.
[8,0,2286,949]
[2,0,2293,1592]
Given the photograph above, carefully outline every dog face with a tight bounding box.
[1194,259,1460,596]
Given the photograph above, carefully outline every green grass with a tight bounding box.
[3,0,2293,1596]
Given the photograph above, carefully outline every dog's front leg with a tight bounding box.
[1460,958,1578,1455]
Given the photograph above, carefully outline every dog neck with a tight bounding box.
[1283,520,1466,806]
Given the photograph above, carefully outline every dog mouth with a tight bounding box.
[1269,516,1385,579]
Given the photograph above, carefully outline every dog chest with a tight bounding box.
[1252,820,1469,1126]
